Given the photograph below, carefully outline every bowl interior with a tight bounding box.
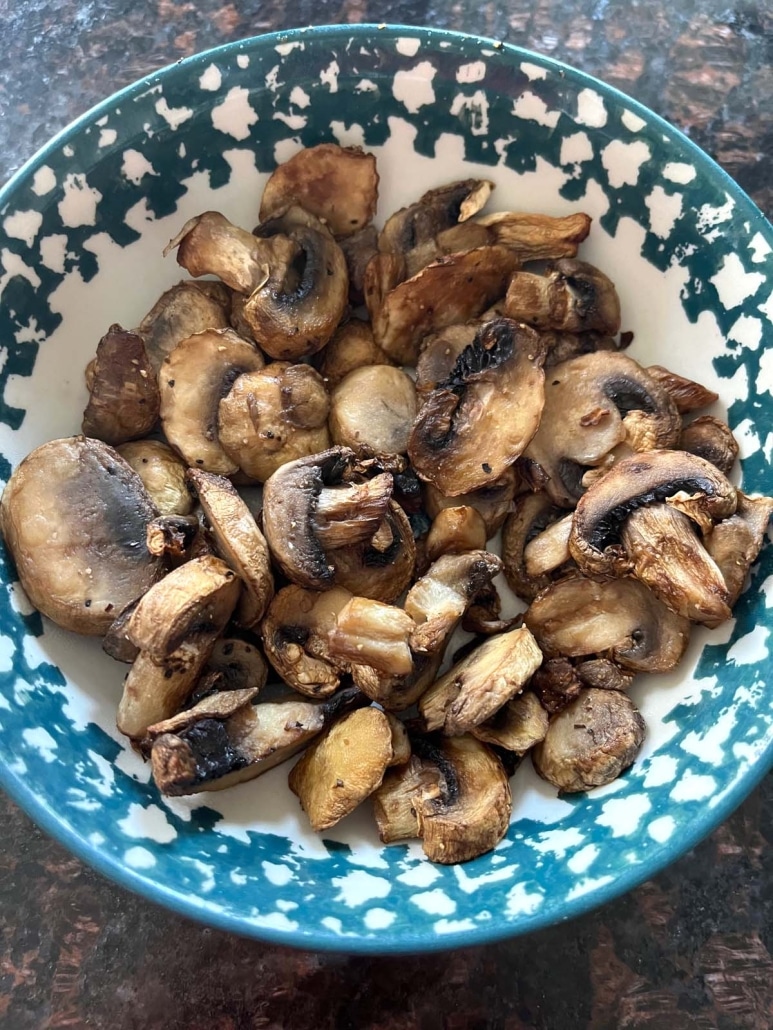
[0,25,772,951]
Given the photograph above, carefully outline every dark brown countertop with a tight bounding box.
[1,2,772,1027]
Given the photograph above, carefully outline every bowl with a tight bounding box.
[0,23,771,953]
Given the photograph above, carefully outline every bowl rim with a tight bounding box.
[1,21,772,954]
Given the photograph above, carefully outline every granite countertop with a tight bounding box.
[1,2,772,1027]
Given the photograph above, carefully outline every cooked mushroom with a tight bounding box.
[524,352,682,508]
[504,258,621,336]
[159,328,265,475]
[404,550,503,653]
[339,226,379,305]
[216,362,330,482]
[328,500,416,603]
[198,637,268,697]
[327,596,415,676]
[679,415,739,475]
[501,493,570,601]
[423,467,517,539]
[261,584,353,697]
[288,707,408,831]
[530,657,584,715]
[705,493,773,605]
[82,325,160,444]
[568,449,738,577]
[102,599,140,664]
[425,505,487,561]
[149,685,366,795]
[350,650,444,711]
[646,366,719,413]
[244,206,349,360]
[145,514,201,562]
[532,688,645,793]
[138,280,231,372]
[415,324,478,395]
[543,330,622,369]
[472,691,549,754]
[523,513,573,578]
[329,366,418,457]
[419,626,543,735]
[0,437,162,635]
[126,554,240,662]
[187,470,274,626]
[367,247,520,365]
[261,447,393,590]
[409,318,547,496]
[461,581,519,636]
[318,319,394,387]
[525,574,690,673]
[575,657,635,692]
[437,210,591,264]
[116,440,193,516]
[372,752,443,844]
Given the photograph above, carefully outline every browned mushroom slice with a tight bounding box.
[244,206,348,360]
[523,513,573,579]
[415,324,478,395]
[329,501,416,603]
[461,581,520,636]
[575,658,635,692]
[116,440,193,516]
[259,144,379,237]
[0,437,162,636]
[543,330,622,369]
[159,328,265,475]
[318,319,394,387]
[409,318,547,496]
[82,325,160,445]
[569,449,738,577]
[126,554,240,662]
[525,574,690,673]
[145,514,201,562]
[423,467,517,539]
[472,691,549,754]
[646,365,719,414]
[102,599,140,664]
[261,584,353,697]
[504,258,621,335]
[351,650,444,711]
[138,280,231,373]
[339,226,379,305]
[524,352,682,508]
[187,470,274,626]
[288,707,408,831]
[425,506,487,561]
[501,493,569,602]
[149,686,366,795]
[217,362,330,483]
[370,247,520,365]
[530,657,584,715]
[327,597,415,676]
[372,753,442,843]
[704,493,773,606]
[439,211,591,263]
[165,210,297,294]
[411,735,512,864]
[679,415,739,475]
[532,688,645,793]
[199,637,268,696]
[329,366,418,456]
[404,550,503,653]
[419,626,543,735]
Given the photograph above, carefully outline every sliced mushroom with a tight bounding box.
[472,692,549,754]
[328,500,416,603]
[216,362,330,483]
[461,581,519,636]
[501,493,569,602]
[126,554,240,662]
[409,318,547,496]
[532,688,645,793]
[425,505,487,561]
[372,753,443,844]
[523,513,573,578]
[329,366,418,456]
[339,226,379,305]
[415,324,478,395]
[82,325,160,445]
[116,440,193,516]
[679,415,739,475]
[288,707,408,831]
[149,686,366,795]
[404,550,503,653]
[706,493,773,605]
[102,599,141,664]
[187,470,274,626]
[145,514,201,562]
[646,366,718,414]
[504,258,621,336]
[318,319,394,387]
[138,280,231,372]
[530,657,583,715]
[261,447,393,590]
[351,650,444,712]
[245,206,348,360]
[368,247,520,365]
[525,574,690,673]
[419,626,543,735]
[568,449,738,577]
[438,210,591,264]
[575,658,635,692]
[423,467,517,538]
[159,328,265,475]
[327,596,415,676]
[261,585,353,697]
[0,437,162,635]
[524,352,682,508]
[543,330,622,369]
[198,637,268,697]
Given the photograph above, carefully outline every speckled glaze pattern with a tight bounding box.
[0,25,771,952]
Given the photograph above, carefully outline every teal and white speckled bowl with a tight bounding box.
[0,24,771,953]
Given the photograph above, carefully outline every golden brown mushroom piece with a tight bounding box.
[679,415,739,475]
[116,440,193,516]
[148,685,367,795]
[504,258,621,336]
[159,328,265,475]
[423,467,518,539]
[195,637,269,698]
[329,366,418,456]
[433,210,592,266]
[328,500,416,604]
[646,365,719,414]
[532,688,645,794]
[425,505,487,561]
[327,597,416,676]
[137,280,231,373]
[471,692,549,755]
[259,144,379,237]
[317,320,394,387]
[82,325,160,445]
[705,493,773,606]
[339,226,379,305]
[414,324,478,396]
[288,707,410,832]
[145,514,201,562]
[0,437,162,636]
[409,318,547,496]
[501,493,572,602]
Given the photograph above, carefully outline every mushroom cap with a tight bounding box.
[379,179,494,263]
[415,324,478,396]
[318,319,393,387]
[426,505,487,562]
[505,258,621,336]
[329,365,418,456]
[472,691,549,754]
[117,440,193,516]
[423,467,517,539]
[679,415,739,475]
[82,324,160,445]
[329,500,416,603]
[138,280,231,373]
[0,437,162,636]
[706,493,773,607]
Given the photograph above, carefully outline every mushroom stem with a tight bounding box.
[328,597,415,675]
[313,473,394,549]
[523,512,573,577]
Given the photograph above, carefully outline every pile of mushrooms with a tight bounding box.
[3,143,771,866]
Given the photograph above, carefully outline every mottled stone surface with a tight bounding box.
[0,0,772,1026]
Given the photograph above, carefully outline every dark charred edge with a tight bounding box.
[177,718,250,785]
[603,376,658,416]
[523,502,566,546]
[408,511,432,540]
[553,263,599,318]
[393,467,423,512]
[409,735,461,807]
[103,597,141,663]
[274,625,310,648]
[490,745,522,778]
[441,318,517,391]
[557,458,591,502]
[321,686,369,720]
[464,555,504,598]
[362,509,408,568]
